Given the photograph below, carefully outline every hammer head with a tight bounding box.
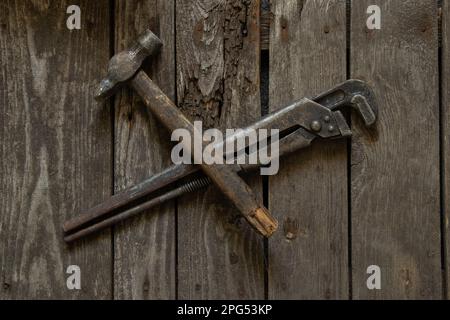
[96,29,163,100]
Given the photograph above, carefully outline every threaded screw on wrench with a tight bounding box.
[180,177,212,193]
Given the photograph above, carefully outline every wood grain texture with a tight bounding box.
[0,0,112,299]
[268,0,348,299]
[113,0,176,299]
[176,0,265,299]
[443,0,450,299]
[260,0,271,51]
[351,0,442,299]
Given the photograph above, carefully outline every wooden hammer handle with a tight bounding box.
[131,71,278,237]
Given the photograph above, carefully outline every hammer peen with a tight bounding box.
[83,29,278,237]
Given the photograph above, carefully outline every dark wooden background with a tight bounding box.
[0,0,449,299]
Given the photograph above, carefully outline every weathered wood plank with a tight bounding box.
[0,0,112,299]
[351,0,441,299]
[176,0,265,299]
[260,0,271,51]
[268,0,348,299]
[443,0,450,300]
[113,0,176,299]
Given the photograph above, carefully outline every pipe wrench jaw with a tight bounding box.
[247,80,377,151]
[307,108,352,139]
[332,110,352,138]
[285,78,379,140]
[314,79,378,128]
[350,94,377,126]
[298,99,351,139]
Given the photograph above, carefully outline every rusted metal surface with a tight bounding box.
[64,177,212,242]
[95,30,163,100]
[64,79,378,242]
[63,163,196,233]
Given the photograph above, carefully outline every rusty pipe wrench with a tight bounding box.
[92,29,277,237]
[63,79,378,242]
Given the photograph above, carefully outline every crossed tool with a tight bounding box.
[63,29,378,242]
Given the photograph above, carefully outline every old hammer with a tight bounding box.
[92,29,278,237]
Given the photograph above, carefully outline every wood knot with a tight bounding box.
[229,252,239,265]
[283,217,299,241]
[280,16,289,42]
[143,281,149,293]
[127,111,133,122]
[280,16,288,29]
[400,268,411,287]
[193,19,204,45]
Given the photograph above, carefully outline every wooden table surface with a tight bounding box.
[0,0,449,300]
